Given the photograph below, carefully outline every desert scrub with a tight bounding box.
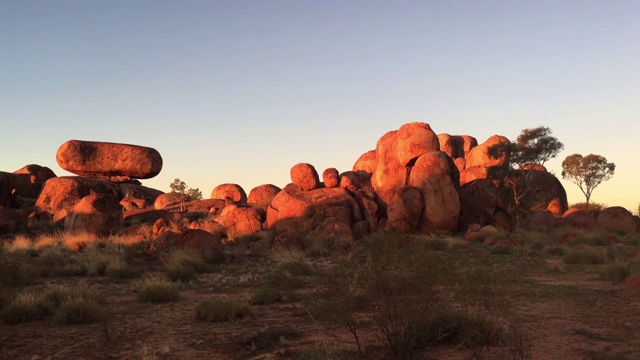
[136,277,180,303]
[563,246,607,264]
[544,245,568,257]
[249,287,286,305]
[195,298,252,322]
[0,248,34,288]
[164,250,209,282]
[242,326,303,350]
[54,298,106,325]
[1,292,50,324]
[266,249,315,290]
[599,264,631,283]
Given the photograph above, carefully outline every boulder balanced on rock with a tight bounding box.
[56,140,163,180]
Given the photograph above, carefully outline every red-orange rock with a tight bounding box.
[153,193,176,210]
[35,177,120,217]
[562,208,597,229]
[520,210,558,228]
[459,166,489,186]
[458,179,512,231]
[322,168,340,189]
[177,229,224,259]
[118,183,163,209]
[409,151,460,232]
[210,183,247,203]
[465,135,511,168]
[247,184,281,207]
[454,158,466,173]
[371,130,407,207]
[597,207,637,233]
[64,193,123,236]
[353,150,378,174]
[216,204,264,239]
[387,186,423,233]
[394,122,440,166]
[12,164,56,199]
[266,187,360,241]
[290,163,320,191]
[339,171,368,193]
[56,140,163,179]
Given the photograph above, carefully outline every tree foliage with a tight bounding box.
[168,178,203,211]
[510,126,564,167]
[488,126,564,211]
[561,154,615,210]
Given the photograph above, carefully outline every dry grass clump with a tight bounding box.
[599,264,631,283]
[0,247,34,288]
[164,250,209,282]
[563,246,607,264]
[1,292,50,324]
[195,298,252,322]
[136,276,180,303]
[249,287,286,305]
[1,286,106,325]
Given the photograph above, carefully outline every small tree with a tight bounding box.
[169,178,203,211]
[489,126,564,209]
[511,126,564,166]
[561,154,615,211]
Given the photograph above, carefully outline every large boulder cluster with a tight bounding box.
[1,123,636,246]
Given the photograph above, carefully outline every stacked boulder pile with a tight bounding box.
[1,122,638,244]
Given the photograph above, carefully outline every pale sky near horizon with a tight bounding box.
[1,1,638,212]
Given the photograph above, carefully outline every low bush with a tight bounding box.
[53,298,106,325]
[563,246,607,264]
[0,249,34,288]
[243,326,303,350]
[249,287,285,305]
[165,250,209,282]
[599,264,631,283]
[1,292,49,324]
[195,298,252,322]
[136,277,180,303]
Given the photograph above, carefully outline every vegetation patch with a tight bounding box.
[195,298,252,322]
[136,277,180,303]
[563,246,607,264]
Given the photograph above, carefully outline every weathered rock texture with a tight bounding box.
[597,207,637,233]
[266,187,361,241]
[35,177,120,218]
[210,183,247,203]
[64,193,123,235]
[13,164,57,199]
[290,163,320,191]
[247,184,281,207]
[56,140,162,180]
[322,168,340,189]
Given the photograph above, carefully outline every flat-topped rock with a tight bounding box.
[56,140,163,180]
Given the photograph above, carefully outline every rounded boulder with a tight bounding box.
[56,140,163,179]
[290,163,320,191]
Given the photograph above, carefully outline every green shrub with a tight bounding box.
[422,237,449,251]
[0,249,33,288]
[195,298,252,322]
[136,277,180,303]
[166,262,197,282]
[106,259,139,279]
[243,326,302,350]
[53,298,105,325]
[568,235,610,247]
[599,264,631,283]
[1,292,49,324]
[563,246,607,264]
[249,287,285,305]
[544,245,568,257]
[491,244,514,255]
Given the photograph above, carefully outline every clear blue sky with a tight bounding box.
[1,0,638,212]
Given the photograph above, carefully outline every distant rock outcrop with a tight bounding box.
[290,163,320,191]
[56,140,162,180]
[247,184,281,207]
[211,183,247,203]
[597,207,637,233]
[64,193,123,235]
